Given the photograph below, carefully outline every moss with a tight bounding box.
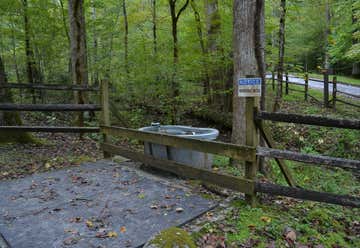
[149,227,196,248]
[0,110,35,143]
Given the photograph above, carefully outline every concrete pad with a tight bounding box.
[0,161,216,248]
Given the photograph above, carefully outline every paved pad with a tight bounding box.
[0,160,216,248]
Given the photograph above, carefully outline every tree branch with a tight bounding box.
[176,0,190,22]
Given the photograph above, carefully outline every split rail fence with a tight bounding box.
[99,81,360,208]
[270,72,360,109]
[0,82,101,133]
[1,81,359,207]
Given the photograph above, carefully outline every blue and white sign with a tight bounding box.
[237,78,262,97]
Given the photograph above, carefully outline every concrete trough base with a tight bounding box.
[0,160,216,248]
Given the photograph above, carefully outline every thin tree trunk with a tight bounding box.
[205,0,222,107]
[23,0,42,103]
[190,0,210,102]
[68,0,88,132]
[152,0,157,55]
[122,0,129,76]
[274,0,286,111]
[10,23,21,83]
[352,0,360,77]
[59,0,72,77]
[91,0,99,86]
[168,0,190,123]
[324,0,331,71]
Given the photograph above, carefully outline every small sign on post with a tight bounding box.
[238,78,262,97]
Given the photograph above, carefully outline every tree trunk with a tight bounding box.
[122,0,129,76]
[152,0,157,55]
[274,0,286,111]
[190,0,210,102]
[352,0,360,77]
[68,0,88,131]
[91,0,99,86]
[232,0,262,163]
[205,0,222,108]
[22,0,42,103]
[10,23,21,83]
[168,0,190,123]
[0,55,32,142]
[324,0,331,71]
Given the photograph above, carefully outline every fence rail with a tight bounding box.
[101,125,256,162]
[257,147,360,170]
[0,126,100,133]
[255,111,360,129]
[99,125,360,207]
[271,72,360,109]
[101,142,255,194]
[1,83,99,91]
[255,183,360,207]
[0,103,101,112]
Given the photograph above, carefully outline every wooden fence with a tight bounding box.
[271,72,360,109]
[0,82,101,133]
[99,81,360,208]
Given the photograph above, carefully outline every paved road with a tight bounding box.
[266,74,360,98]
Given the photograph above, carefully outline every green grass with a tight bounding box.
[226,200,359,247]
[207,83,360,247]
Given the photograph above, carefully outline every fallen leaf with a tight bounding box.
[70,217,82,223]
[261,216,271,223]
[107,231,118,238]
[86,220,94,228]
[120,226,126,233]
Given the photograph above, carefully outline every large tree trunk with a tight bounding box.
[0,55,32,142]
[231,0,262,164]
[274,0,286,111]
[168,0,190,123]
[190,0,210,102]
[68,0,88,130]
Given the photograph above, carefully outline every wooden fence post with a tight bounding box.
[245,96,258,206]
[272,70,275,90]
[100,79,111,158]
[323,70,329,108]
[285,71,289,95]
[241,75,259,206]
[304,73,308,101]
[332,76,337,109]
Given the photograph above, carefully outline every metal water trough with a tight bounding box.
[139,123,219,169]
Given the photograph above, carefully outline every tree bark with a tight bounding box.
[352,0,360,77]
[22,0,42,103]
[152,0,157,55]
[168,0,190,123]
[190,0,210,102]
[324,0,331,71]
[68,0,88,130]
[274,0,286,111]
[232,0,262,162]
[91,0,99,86]
[205,0,223,108]
[0,55,32,142]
